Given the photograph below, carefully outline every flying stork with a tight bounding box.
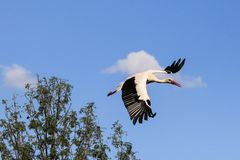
[107,58,185,125]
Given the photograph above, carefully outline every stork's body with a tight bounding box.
[108,58,185,125]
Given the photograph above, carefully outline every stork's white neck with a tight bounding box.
[153,78,169,83]
[147,73,170,84]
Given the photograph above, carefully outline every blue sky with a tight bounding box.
[0,1,240,159]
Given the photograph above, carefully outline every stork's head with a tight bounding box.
[166,78,181,87]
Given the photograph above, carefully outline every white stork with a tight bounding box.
[107,58,185,125]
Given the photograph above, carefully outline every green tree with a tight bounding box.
[109,121,137,160]
[0,77,138,160]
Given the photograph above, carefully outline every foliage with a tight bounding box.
[109,121,137,160]
[0,77,138,160]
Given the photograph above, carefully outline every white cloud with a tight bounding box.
[103,50,161,75]
[0,64,37,89]
[104,50,206,88]
[173,74,207,88]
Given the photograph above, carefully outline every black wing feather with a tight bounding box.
[121,77,156,125]
[171,60,176,68]
[164,58,185,74]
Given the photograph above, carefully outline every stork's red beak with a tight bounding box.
[171,80,181,87]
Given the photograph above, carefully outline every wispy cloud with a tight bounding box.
[173,74,207,88]
[0,64,37,89]
[104,50,206,88]
[103,50,161,75]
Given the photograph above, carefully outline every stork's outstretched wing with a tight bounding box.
[164,58,185,74]
[121,77,156,125]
